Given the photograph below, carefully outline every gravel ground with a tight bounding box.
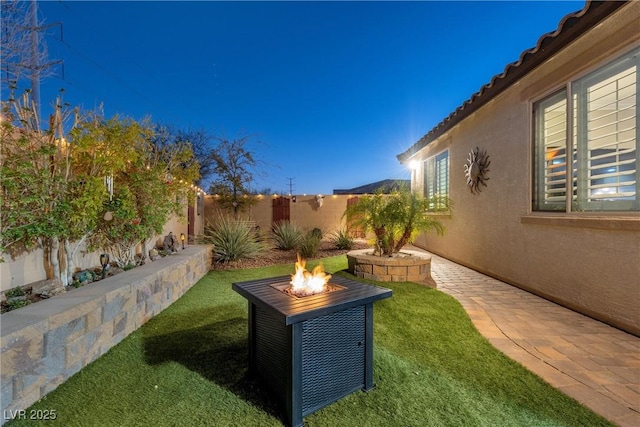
[210,239,370,270]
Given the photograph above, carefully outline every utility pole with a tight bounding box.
[28,0,62,124]
[30,0,41,119]
[287,177,295,195]
[1,0,62,125]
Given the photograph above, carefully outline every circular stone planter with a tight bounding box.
[346,249,432,283]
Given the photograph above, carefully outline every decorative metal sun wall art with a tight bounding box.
[464,146,491,194]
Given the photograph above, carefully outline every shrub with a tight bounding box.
[271,222,303,250]
[309,227,323,240]
[298,233,321,258]
[6,298,30,311]
[3,287,30,313]
[330,229,354,250]
[5,287,25,298]
[200,216,268,263]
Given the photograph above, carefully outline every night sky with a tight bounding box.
[27,1,585,194]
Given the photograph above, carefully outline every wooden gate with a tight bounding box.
[272,197,290,224]
[188,205,194,240]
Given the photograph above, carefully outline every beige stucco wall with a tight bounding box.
[409,3,640,335]
[0,245,108,292]
[1,199,202,292]
[159,204,190,247]
[204,194,353,235]
[290,195,350,233]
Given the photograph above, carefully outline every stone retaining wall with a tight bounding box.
[0,245,212,424]
[347,249,432,283]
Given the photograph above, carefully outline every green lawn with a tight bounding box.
[8,256,613,426]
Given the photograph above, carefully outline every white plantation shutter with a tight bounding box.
[535,92,568,210]
[575,59,637,210]
[435,150,449,198]
[423,150,449,209]
[534,47,638,212]
[423,157,435,200]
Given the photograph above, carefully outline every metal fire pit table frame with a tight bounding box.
[232,275,392,427]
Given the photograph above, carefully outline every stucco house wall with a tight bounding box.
[405,2,640,335]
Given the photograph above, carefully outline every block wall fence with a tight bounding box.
[204,194,361,235]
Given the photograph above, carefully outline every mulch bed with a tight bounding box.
[210,240,370,270]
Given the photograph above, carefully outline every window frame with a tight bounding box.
[423,148,449,210]
[533,47,639,213]
[534,90,569,211]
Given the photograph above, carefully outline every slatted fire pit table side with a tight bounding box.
[232,274,392,427]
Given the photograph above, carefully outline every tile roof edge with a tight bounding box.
[396,0,628,163]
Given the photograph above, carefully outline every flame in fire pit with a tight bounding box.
[290,255,332,296]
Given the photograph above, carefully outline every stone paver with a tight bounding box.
[412,247,640,427]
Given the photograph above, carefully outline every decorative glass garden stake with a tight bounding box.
[104,176,114,201]
[100,253,110,280]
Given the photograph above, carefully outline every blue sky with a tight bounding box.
[32,0,584,195]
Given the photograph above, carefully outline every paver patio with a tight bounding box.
[412,247,640,427]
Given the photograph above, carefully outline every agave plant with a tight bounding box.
[271,221,303,250]
[199,215,267,263]
[343,186,448,256]
[329,228,354,250]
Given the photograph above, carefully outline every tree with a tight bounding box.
[73,112,148,269]
[252,186,275,195]
[152,124,214,187]
[1,90,116,284]
[1,1,46,89]
[1,89,78,281]
[0,89,150,283]
[91,119,199,267]
[176,127,214,187]
[1,90,67,263]
[142,123,199,260]
[1,89,200,279]
[209,135,263,217]
[343,186,448,256]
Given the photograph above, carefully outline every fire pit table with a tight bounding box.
[232,274,392,427]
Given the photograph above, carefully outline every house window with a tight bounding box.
[534,47,639,212]
[423,149,449,208]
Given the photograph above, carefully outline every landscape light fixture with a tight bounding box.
[180,233,185,250]
[99,253,110,280]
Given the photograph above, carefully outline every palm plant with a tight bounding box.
[343,187,448,256]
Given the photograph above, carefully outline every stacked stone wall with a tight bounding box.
[0,245,212,424]
[347,249,432,283]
